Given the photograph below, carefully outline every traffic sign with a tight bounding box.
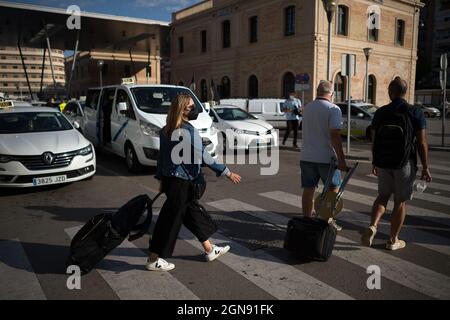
[341,54,356,77]
[295,73,310,85]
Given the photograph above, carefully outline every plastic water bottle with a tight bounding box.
[414,180,427,194]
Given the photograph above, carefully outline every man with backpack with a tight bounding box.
[361,77,432,250]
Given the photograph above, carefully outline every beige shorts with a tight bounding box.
[377,160,417,202]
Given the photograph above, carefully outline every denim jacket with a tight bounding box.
[156,122,229,181]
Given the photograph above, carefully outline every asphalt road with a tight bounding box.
[0,144,449,300]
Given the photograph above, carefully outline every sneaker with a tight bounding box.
[386,240,406,251]
[361,225,377,247]
[145,258,175,272]
[330,219,343,231]
[206,245,230,262]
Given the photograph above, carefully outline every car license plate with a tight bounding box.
[32,175,67,186]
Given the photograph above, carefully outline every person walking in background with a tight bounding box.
[282,91,301,148]
[300,81,347,231]
[147,94,242,272]
[362,77,432,250]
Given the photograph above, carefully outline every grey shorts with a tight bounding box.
[378,160,417,202]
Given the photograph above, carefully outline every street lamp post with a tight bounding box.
[323,0,339,81]
[97,60,104,87]
[363,47,373,103]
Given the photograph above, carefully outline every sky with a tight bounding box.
[5,0,200,22]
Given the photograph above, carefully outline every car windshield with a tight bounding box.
[356,104,378,114]
[131,87,203,114]
[0,112,73,134]
[214,108,257,120]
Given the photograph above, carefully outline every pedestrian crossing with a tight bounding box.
[2,180,449,300]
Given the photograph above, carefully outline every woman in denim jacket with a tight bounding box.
[146,94,241,271]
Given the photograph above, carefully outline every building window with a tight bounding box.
[369,27,378,41]
[222,20,231,48]
[368,75,376,104]
[282,72,295,98]
[13,66,18,69]
[1,56,5,59]
[3,83,7,87]
[334,72,346,102]
[396,19,405,46]
[249,16,258,43]
[337,5,348,36]
[200,79,208,102]
[220,76,231,98]
[201,30,207,53]
[178,37,184,54]
[248,75,258,99]
[284,6,295,36]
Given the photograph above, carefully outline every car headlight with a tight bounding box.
[233,128,245,135]
[140,120,160,137]
[0,155,12,163]
[78,144,93,156]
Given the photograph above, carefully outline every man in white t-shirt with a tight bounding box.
[300,81,347,230]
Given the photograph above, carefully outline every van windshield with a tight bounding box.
[131,87,203,114]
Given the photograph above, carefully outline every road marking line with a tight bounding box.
[0,239,46,300]
[348,178,450,206]
[210,197,450,300]
[259,191,450,257]
[65,226,199,300]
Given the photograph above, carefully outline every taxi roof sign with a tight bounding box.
[0,100,14,109]
[122,77,135,85]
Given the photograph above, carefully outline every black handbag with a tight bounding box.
[180,163,207,200]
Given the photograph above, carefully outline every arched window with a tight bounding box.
[337,5,349,36]
[368,75,376,104]
[334,72,346,102]
[282,72,295,99]
[220,76,231,99]
[248,75,258,99]
[200,79,208,102]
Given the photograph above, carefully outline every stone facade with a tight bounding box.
[171,0,424,106]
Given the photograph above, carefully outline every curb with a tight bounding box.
[429,146,450,152]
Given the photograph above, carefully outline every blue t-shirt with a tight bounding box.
[284,98,301,121]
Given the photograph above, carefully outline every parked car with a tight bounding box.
[220,98,303,129]
[81,84,218,172]
[336,102,378,140]
[209,105,278,152]
[414,104,441,118]
[63,100,85,133]
[0,103,96,187]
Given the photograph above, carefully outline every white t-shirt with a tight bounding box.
[300,98,343,164]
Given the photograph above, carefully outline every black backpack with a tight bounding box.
[67,193,161,274]
[372,103,415,169]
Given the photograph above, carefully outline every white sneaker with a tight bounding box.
[361,225,377,247]
[206,245,230,262]
[145,258,175,272]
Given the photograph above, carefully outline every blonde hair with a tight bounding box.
[164,93,192,136]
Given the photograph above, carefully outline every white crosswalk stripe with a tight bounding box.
[65,226,199,300]
[259,191,450,256]
[366,174,450,192]
[209,197,450,300]
[427,164,450,173]
[348,178,450,206]
[0,239,46,300]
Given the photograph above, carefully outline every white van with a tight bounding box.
[80,84,218,172]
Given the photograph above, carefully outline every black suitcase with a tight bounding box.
[67,193,161,274]
[284,217,337,261]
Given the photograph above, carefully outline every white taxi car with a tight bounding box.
[209,105,278,152]
[0,101,96,188]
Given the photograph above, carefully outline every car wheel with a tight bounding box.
[125,143,143,173]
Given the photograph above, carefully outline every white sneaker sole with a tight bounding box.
[145,264,175,272]
[361,227,376,247]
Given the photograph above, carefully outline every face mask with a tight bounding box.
[187,107,199,121]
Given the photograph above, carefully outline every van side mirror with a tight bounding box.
[73,121,80,130]
[203,102,211,113]
[357,113,365,119]
[117,102,128,115]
